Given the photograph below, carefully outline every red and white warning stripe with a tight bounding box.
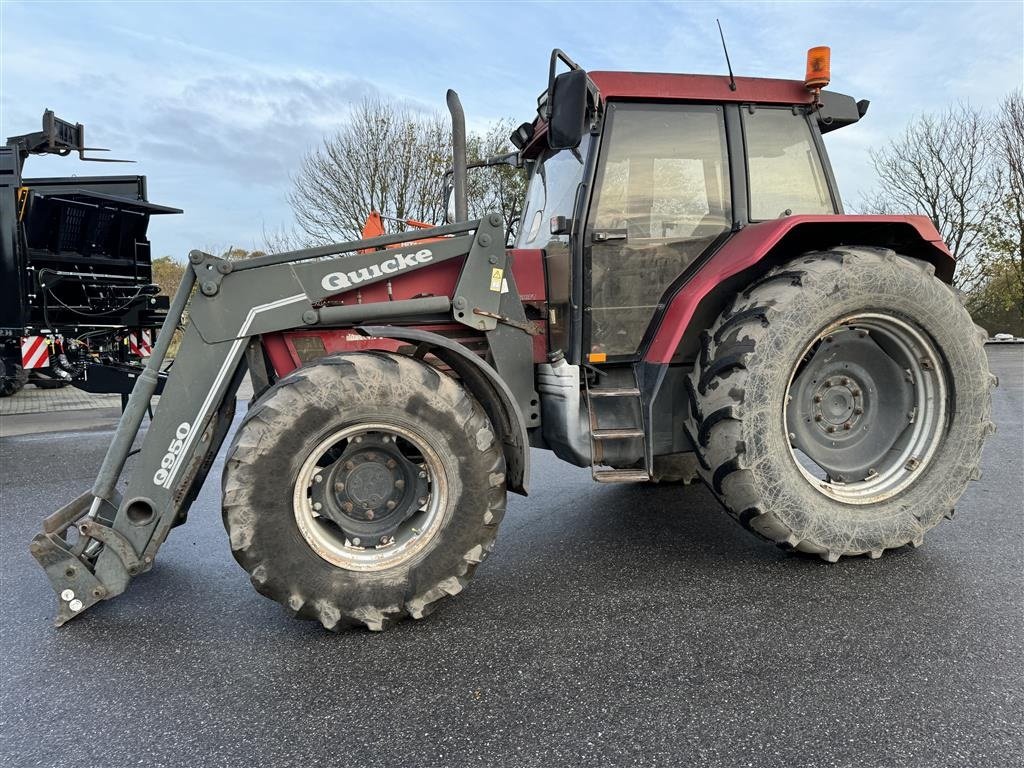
[129,330,153,357]
[21,336,50,369]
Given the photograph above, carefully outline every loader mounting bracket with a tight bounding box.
[30,492,146,626]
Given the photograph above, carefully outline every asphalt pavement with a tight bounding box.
[1,347,1021,768]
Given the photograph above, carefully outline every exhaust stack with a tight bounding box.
[446,89,468,223]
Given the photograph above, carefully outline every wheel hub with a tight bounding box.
[787,326,915,483]
[812,376,863,432]
[310,433,429,546]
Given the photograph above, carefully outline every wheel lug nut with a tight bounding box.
[843,422,852,430]
[312,502,322,511]
[386,500,396,510]
[827,425,837,433]
[341,501,353,513]
[334,481,345,492]
[365,510,374,520]
[344,461,354,471]
[314,475,323,484]
[824,378,833,387]
[840,377,849,386]
[813,395,822,403]
[814,414,823,422]
[851,388,861,397]
[854,407,863,415]
[394,479,405,489]
[352,537,361,546]
[385,459,396,469]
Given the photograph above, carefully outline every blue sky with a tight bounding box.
[2,0,1022,259]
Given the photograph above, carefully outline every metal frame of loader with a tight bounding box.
[31,214,537,624]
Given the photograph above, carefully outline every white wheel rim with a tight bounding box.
[292,422,449,571]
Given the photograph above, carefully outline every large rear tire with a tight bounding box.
[222,351,507,630]
[686,248,996,560]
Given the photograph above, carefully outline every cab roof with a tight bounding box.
[588,71,815,105]
[521,70,863,158]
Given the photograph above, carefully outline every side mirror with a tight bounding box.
[445,186,456,224]
[548,69,589,150]
[441,171,455,223]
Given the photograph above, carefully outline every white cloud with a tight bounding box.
[2,0,1021,256]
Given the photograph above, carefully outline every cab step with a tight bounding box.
[592,468,652,483]
[592,428,645,440]
[587,387,641,398]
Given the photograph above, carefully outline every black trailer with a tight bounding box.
[0,110,181,396]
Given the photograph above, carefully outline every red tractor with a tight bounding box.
[32,49,995,631]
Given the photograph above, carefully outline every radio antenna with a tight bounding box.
[717,19,737,91]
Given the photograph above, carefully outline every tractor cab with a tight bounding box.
[514,50,865,366]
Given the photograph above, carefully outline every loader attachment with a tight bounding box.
[29,215,524,624]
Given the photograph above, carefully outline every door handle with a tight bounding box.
[591,229,628,243]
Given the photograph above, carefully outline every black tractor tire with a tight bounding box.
[685,247,996,561]
[0,361,28,397]
[221,351,507,631]
[31,377,70,390]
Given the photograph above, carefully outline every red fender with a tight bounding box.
[643,215,954,364]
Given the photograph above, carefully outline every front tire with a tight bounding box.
[686,248,996,560]
[222,352,507,630]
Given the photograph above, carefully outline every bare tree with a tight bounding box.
[466,119,529,242]
[287,99,450,243]
[284,99,525,248]
[861,103,1000,290]
[989,91,1024,298]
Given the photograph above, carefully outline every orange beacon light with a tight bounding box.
[805,46,831,90]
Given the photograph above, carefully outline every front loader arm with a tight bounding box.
[31,216,514,625]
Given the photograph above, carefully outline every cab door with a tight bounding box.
[584,103,732,361]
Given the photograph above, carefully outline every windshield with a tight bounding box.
[515,137,590,249]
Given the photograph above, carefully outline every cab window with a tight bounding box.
[587,103,731,357]
[517,137,590,354]
[744,108,833,220]
[516,138,589,250]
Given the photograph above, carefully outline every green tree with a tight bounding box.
[150,255,186,297]
[977,91,1024,333]
[968,259,1024,336]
